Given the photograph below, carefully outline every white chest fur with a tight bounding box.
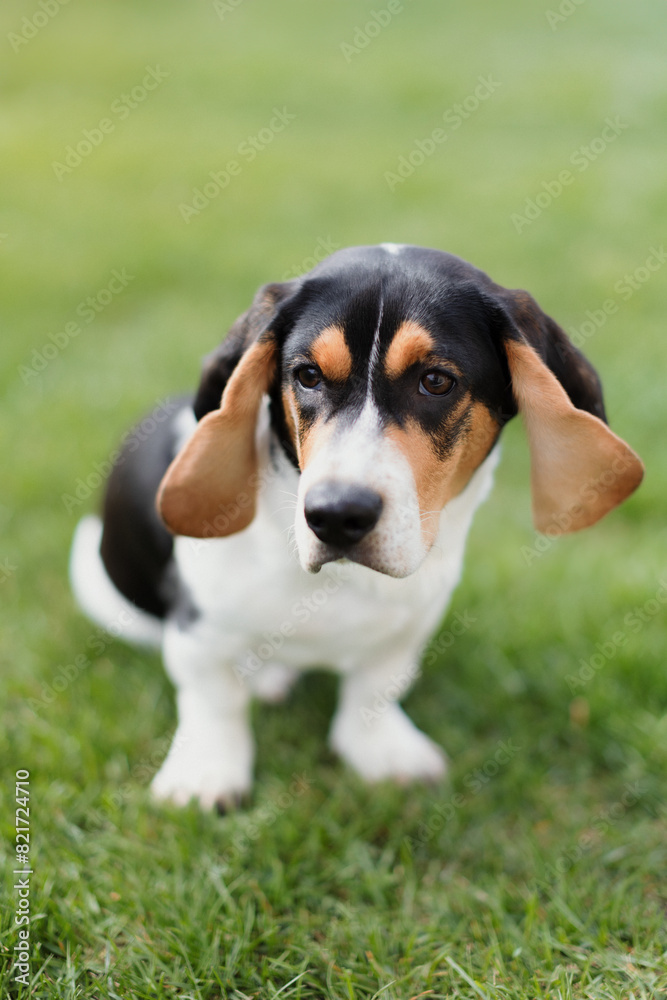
[172,411,499,678]
[151,405,499,808]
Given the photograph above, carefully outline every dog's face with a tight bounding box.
[157,245,644,575]
[278,248,512,575]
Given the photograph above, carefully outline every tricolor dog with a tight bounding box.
[70,244,644,809]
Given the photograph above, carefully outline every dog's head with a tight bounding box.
[157,245,643,576]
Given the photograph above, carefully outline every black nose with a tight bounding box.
[304,482,383,548]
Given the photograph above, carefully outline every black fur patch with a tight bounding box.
[100,398,191,619]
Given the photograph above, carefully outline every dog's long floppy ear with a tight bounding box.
[192,280,298,421]
[157,281,298,538]
[491,286,644,534]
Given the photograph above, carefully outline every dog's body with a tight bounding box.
[70,244,643,809]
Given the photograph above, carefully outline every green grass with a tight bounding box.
[2,0,667,996]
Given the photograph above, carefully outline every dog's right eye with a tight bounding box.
[295,365,322,389]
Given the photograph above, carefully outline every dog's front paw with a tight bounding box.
[151,722,253,811]
[330,702,447,784]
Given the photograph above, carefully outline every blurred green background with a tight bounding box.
[1,1,666,997]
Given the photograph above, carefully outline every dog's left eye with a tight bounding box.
[419,370,456,396]
[295,365,322,389]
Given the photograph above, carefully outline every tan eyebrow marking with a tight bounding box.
[384,321,437,379]
[310,325,352,381]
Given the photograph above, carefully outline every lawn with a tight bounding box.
[1,0,666,996]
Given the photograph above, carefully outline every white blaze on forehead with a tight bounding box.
[292,281,429,577]
[366,293,384,401]
[380,242,403,255]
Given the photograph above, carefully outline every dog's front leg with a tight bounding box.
[151,623,254,810]
[329,649,447,784]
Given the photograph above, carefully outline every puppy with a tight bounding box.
[70,244,643,809]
